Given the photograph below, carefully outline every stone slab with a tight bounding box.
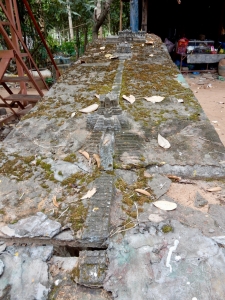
[82,174,114,245]
[0,245,52,299]
[104,220,225,300]
[78,250,107,287]
[0,212,61,238]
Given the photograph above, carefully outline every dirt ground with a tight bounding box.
[183,73,225,146]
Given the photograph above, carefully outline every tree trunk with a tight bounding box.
[75,26,80,59]
[84,26,88,52]
[92,0,113,40]
[67,0,74,40]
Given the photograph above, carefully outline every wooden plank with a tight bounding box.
[141,0,148,31]
[1,76,30,82]
[0,113,16,127]
[4,94,41,103]
[0,49,14,58]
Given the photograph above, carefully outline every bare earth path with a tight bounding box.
[184,73,225,146]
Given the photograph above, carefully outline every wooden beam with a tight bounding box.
[141,0,148,31]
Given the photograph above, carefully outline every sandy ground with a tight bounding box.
[184,73,225,146]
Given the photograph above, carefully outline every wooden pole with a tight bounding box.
[119,0,123,31]
[141,0,147,31]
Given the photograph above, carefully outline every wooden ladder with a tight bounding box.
[0,0,58,123]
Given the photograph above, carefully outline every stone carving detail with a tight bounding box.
[98,93,122,117]
[118,29,133,42]
[87,93,128,131]
[106,29,146,44]
[116,42,131,54]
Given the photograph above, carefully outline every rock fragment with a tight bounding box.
[0,212,61,238]
[194,192,208,208]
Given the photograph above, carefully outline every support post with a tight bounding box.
[130,0,139,32]
[141,0,147,31]
[119,0,123,31]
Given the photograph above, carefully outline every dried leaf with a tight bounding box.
[219,161,225,164]
[135,189,151,196]
[158,134,171,149]
[53,196,59,208]
[79,150,90,160]
[122,94,135,104]
[71,112,76,118]
[207,187,222,192]
[145,40,154,45]
[177,99,184,103]
[95,94,100,99]
[92,207,99,212]
[167,175,181,181]
[110,56,119,60]
[93,154,101,168]
[81,187,96,199]
[103,139,109,145]
[149,54,154,57]
[105,54,112,58]
[153,200,177,211]
[179,179,195,184]
[100,46,105,50]
[79,104,98,113]
[144,171,152,178]
[144,96,165,103]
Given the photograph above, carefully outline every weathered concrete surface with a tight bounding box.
[0,245,52,299]
[0,33,225,299]
[104,221,225,300]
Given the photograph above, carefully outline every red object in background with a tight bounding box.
[177,38,189,55]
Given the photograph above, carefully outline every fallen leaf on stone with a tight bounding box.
[95,94,100,99]
[219,161,225,164]
[53,196,59,208]
[103,139,109,145]
[141,44,144,47]
[158,134,171,149]
[135,189,151,196]
[148,214,164,223]
[212,121,218,123]
[206,187,222,192]
[71,112,76,118]
[149,54,154,57]
[93,154,101,168]
[177,99,184,103]
[79,104,98,113]
[92,207,99,212]
[144,171,152,178]
[110,56,118,60]
[145,39,154,45]
[167,175,181,181]
[79,150,90,160]
[179,179,195,184]
[81,187,96,199]
[105,54,112,58]
[144,96,165,103]
[153,200,177,211]
[100,46,105,50]
[122,94,135,104]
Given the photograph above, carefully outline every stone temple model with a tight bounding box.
[87,93,128,131]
